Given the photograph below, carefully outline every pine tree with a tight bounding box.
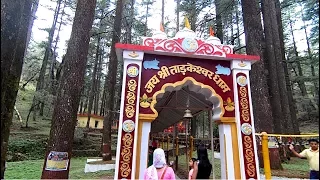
[102,0,124,161]
[41,0,96,178]
[1,0,33,178]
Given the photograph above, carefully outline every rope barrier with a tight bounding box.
[255,133,319,137]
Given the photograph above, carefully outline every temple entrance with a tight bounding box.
[150,83,219,178]
[114,24,261,180]
[152,79,221,133]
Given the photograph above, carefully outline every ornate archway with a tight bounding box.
[150,77,222,133]
[114,26,261,180]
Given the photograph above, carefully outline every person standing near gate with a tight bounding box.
[144,148,176,180]
[196,144,212,179]
[289,139,319,179]
[188,158,199,180]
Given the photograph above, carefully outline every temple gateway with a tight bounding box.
[114,24,261,180]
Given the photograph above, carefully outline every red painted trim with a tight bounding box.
[115,43,260,61]
[77,113,104,119]
[115,43,153,51]
[226,54,260,61]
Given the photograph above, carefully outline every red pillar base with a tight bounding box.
[101,143,111,161]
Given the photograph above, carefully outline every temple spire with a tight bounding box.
[209,26,215,36]
[160,21,164,32]
[184,16,191,29]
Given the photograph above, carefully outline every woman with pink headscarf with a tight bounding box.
[144,148,176,180]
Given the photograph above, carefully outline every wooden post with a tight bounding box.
[167,135,169,151]
[167,135,170,163]
[162,136,164,149]
[209,110,215,179]
[185,120,189,174]
[262,132,271,179]
[190,136,194,159]
[175,137,179,170]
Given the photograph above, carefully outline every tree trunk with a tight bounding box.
[79,101,83,114]
[26,102,41,128]
[241,0,283,169]
[288,13,316,116]
[32,0,62,117]
[144,3,149,36]
[265,0,293,133]
[235,0,241,48]
[275,0,299,133]
[94,54,103,115]
[1,0,33,178]
[190,0,197,32]
[261,0,285,133]
[40,0,96,178]
[21,72,38,90]
[161,0,164,24]
[102,0,123,161]
[50,2,66,96]
[55,55,65,84]
[86,36,101,129]
[14,106,23,123]
[100,79,107,116]
[240,0,274,133]
[215,0,223,43]
[25,0,39,55]
[127,0,135,44]
[176,0,180,33]
[300,5,319,109]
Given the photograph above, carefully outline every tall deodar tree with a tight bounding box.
[41,0,96,178]
[102,0,124,161]
[1,0,33,178]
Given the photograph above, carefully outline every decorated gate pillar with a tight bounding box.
[115,21,261,180]
[231,60,260,179]
[216,60,260,179]
[114,50,145,179]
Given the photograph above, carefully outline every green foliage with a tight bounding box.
[179,0,214,31]
[7,139,47,162]
[302,0,319,47]
[212,123,219,138]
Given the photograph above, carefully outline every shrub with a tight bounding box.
[7,139,46,162]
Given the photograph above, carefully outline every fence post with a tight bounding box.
[167,135,169,163]
[167,135,170,151]
[162,136,164,149]
[190,136,194,159]
[175,137,179,170]
[262,132,271,180]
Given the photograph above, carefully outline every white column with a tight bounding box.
[231,60,260,180]
[114,50,144,180]
[219,124,235,179]
[218,124,226,179]
[139,122,151,179]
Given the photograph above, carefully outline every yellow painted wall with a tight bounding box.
[76,116,104,129]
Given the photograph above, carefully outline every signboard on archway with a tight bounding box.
[114,26,261,180]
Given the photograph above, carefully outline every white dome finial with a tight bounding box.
[206,27,221,45]
[152,21,167,39]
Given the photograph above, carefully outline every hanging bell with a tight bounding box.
[183,109,193,119]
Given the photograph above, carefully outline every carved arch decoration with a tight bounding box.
[138,53,236,121]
